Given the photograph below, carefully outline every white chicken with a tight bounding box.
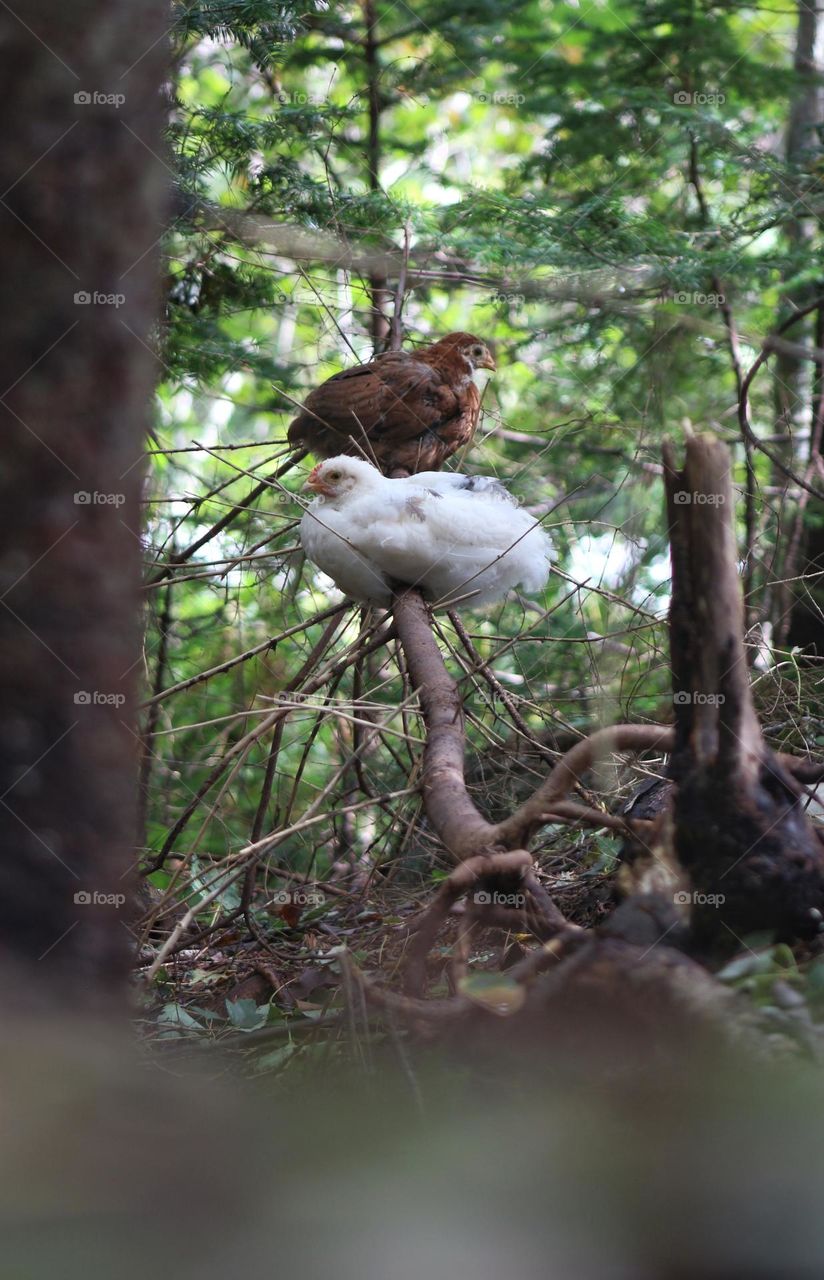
[299,456,552,609]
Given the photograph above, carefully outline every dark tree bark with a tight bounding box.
[0,1,167,1006]
[780,1,824,649]
[361,0,391,350]
[664,436,824,948]
[772,1,820,449]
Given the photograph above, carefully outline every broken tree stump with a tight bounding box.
[664,434,824,949]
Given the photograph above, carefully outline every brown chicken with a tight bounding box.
[286,332,496,475]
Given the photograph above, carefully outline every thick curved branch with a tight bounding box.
[393,590,677,860]
[492,725,675,849]
[392,588,498,856]
[392,586,820,864]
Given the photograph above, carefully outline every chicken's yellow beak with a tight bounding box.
[478,348,496,372]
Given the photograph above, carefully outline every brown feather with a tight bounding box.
[287,332,495,474]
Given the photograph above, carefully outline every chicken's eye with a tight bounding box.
[328,470,342,481]
[472,346,484,358]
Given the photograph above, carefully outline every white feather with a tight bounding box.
[300,457,552,610]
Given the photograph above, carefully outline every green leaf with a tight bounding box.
[255,1044,300,1072]
[158,1003,204,1031]
[225,998,271,1031]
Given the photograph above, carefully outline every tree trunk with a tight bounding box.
[777,0,824,648]
[772,0,821,452]
[664,436,824,949]
[362,0,390,351]
[0,1,167,1007]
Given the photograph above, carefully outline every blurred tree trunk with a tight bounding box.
[0,1,167,1006]
[776,0,824,648]
[772,2,820,444]
[361,0,391,351]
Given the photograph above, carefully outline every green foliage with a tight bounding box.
[142,0,823,933]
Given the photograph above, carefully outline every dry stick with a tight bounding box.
[299,679,429,896]
[447,609,557,762]
[350,638,378,801]
[226,782,419,876]
[145,860,361,967]
[216,524,304,583]
[152,445,292,564]
[146,607,353,872]
[150,617,398,892]
[146,757,347,978]
[142,558,300,593]
[138,574,174,844]
[339,950,471,1024]
[541,799,648,832]
[243,705,310,950]
[403,850,535,996]
[253,667,344,842]
[738,296,824,503]
[140,730,267,941]
[242,707,290,921]
[148,448,309,585]
[492,724,675,851]
[145,543,295,572]
[281,670,351,827]
[449,914,474,993]
[242,664,350,937]
[141,603,345,709]
[146,780,419,979]
[146,438,291,457]
[388,222,411,352]
[146,864,252,980]
[292,263,362,366]
[394,591,677,857]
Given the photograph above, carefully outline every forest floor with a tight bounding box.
[136,775,824,1075]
